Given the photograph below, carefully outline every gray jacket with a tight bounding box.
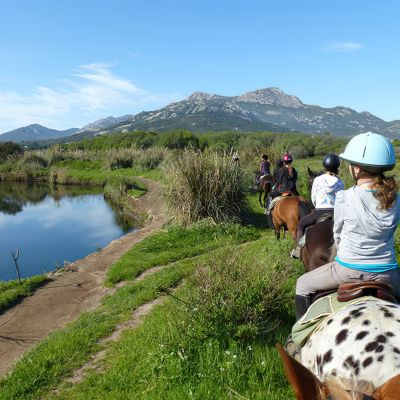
[334,186,400,266]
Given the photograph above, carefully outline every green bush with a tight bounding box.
[174,247,292,342]
[20,153,48,167]
[0,142,23,162]
[104,149,134,170]
[164,149,249,225]
[158,130,200,149]
[103,176,132,203]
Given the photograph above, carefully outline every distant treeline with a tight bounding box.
[62,130,348,158]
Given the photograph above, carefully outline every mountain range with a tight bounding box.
[0,124,79,143]
[1,88,399,143]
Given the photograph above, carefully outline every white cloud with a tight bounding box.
[128,51,143,59]
[325,42,364,53]
[0,63,180,133]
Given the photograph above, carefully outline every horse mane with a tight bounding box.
[298,197,313,220]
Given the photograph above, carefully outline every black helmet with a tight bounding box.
[323,153,340,174]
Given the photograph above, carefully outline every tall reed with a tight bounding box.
[164,149,249,225]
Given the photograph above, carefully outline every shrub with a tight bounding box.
[134,147,168,169]
[20,153,48,167]
[158,131,200,149]
[104,149,134,170]
[103,176,132,203]
[174,248,292,342]
[163,149,249,225]
[0,142,23,162]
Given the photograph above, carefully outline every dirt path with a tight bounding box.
[0,178,167,378]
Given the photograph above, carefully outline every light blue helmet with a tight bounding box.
[339,132,396,173]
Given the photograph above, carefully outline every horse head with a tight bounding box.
[278,298,400,399]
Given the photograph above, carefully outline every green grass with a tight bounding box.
[50,237,302,400]
[0,220,300,400]
[0,275,49,313]
[0,262,193,400]
[127,179,147,198]
[105,221,262,285]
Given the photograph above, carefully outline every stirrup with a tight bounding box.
[290,247,300,259]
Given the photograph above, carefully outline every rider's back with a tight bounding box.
[334,186,400,270]
[311,174,344,209]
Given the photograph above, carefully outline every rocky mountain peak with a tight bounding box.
[187,92,216,102]
[236,87,303,108]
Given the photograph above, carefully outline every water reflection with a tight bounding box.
[0,182,138,280]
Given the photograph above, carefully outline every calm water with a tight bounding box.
[0,182,137,281]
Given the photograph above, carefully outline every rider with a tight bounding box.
[290,153,344,258]
[269,152,298,199]
[273,159,284,184]
[295,132,400,320]
[255,154,271,187]
[260,154,271,177]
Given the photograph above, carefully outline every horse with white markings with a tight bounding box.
[278,298,400,399]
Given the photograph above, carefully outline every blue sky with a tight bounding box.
[0,0,399,132]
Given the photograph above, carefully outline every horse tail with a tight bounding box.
[298,200,310,220]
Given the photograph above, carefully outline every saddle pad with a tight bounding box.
[268,195,286,211]
[292,293,372,346]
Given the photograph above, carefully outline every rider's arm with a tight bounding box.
[333,190,345,247]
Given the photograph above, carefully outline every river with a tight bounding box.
[0,181,137,281]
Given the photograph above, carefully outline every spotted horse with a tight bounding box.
[278,297,400,399]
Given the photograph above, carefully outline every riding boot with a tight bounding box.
[295,295,310,321]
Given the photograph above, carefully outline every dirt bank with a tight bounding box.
[0,178,167,378]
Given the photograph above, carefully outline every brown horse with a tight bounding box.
[271,196,311,241]
[257,174,273,208]
[299,168,336,271]
[299,219,336,272]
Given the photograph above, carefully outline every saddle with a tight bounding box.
[315,211,333,224]
[310,282,397,306]
[337,281,397,303]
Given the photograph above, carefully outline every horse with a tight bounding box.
[257,174,274,208]
[271,195,312,241]
[299,167,336,271]
[277,297,400,399]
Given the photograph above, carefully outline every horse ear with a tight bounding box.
[372,374,400,400]
[307,167,314,177]
[276,343,327,400]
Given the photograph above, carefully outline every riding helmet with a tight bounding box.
[282,153,293,163]
[322,153,340,174]
[339,132,396,172]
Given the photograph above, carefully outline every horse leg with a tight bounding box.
[263,189,269,208]
[274,224,281,240]
[287,223,298,242]
[258,190,263,207]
